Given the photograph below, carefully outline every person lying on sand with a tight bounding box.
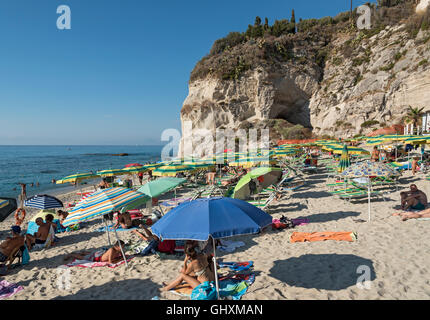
[0,226,25,263]
[63,240,125,264]
[400,184,428,211]
[161,246,215,292]
[132,226,159,242]
[26,218,52,249]
[392,207,430,221]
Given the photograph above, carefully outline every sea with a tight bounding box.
[0,145,166,199]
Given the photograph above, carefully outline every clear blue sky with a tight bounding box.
[0,0,374,145]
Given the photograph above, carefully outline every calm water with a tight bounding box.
[0,145,165,199]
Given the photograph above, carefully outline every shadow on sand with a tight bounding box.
[53,278,161,300]
[269,254,376,290]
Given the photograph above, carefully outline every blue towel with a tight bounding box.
[218,261,253,271]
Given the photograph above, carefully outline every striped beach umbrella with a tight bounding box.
[97,169,128,177]
[0,199,9,209]
[62,187,149,227]
[142,163,164,170]
[24,194,63,210]
[152,164,194,177]
[121,166,148,174]
[338,145,351,173]
[56,172,99,184]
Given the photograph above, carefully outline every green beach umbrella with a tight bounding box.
[152,164,194,177]
[56,172,100,184]
[338,145,351,173]
[137,177,186,198]
[232,167,282,200]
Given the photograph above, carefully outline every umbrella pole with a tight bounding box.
[104,218,112,246]
[212,237,220,300]
[113,227,128,268]
[368,177,371,222]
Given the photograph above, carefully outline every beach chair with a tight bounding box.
[5,245,25,270]
[335,189,385,202]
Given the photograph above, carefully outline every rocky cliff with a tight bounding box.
[179,0,430,156]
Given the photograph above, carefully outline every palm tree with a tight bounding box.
[405,106,425,134]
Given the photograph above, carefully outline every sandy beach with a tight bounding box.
[2,168,430,300]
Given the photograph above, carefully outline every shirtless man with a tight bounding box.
[0,226,25,264]
[400,184,428,211]
[26,218,51,249]
[114,212,134,229]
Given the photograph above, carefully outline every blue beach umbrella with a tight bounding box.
[24,194,63,210]
[151,197,272,299]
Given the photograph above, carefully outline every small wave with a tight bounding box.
[40,170,59,174]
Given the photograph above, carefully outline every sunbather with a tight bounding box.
[25,218,52,249]
[400,184,428,210]
[392,207,430,221]
[161,246,215,291]
[63,240,125,264]
[0,226,25,264]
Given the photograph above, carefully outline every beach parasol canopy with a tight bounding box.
[125,163,143,168]
[62,187,149,227]
[152,164,194,177]
[338,145,351,173]
[24,194,63,210]
[97,169,128,177]
[137,177,186,198]
[340,161,399,221]
[233,167,283,200]
[0,199,9,209]
[56,172,99,184]
[151,196,272,299]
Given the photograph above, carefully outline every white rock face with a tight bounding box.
[179,24,430,155]
[310,25,430,138]
[417,0,430,13]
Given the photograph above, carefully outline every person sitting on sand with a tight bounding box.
[98,178,110,189]
[26,218,52,249]
[400,184,428,211]
[113,211,135,229]
[45,214,57,233]
[63,240,125,264]
[161,246,215,292]
[0,226,25,264]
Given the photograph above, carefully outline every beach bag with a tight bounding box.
[21,245,30,265]
[191,281,217,300]
[157,240,176,253]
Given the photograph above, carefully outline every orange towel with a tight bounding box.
[290,231,357,243]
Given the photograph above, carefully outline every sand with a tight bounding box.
[1,170,430,300]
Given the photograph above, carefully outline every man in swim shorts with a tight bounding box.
[26,218,51,249]
[400,184,428,211]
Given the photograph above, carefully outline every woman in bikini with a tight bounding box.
[161,246,215,291]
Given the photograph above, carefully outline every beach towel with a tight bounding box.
[171,273,255,300]
[126,239,159,256]
[218,261,253,271]
[65,254,134,268]
[291,218,309,226]
[0,280,23,300]
[290,231,357,243]
[218,239,245,253]
[191,281,218,300]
